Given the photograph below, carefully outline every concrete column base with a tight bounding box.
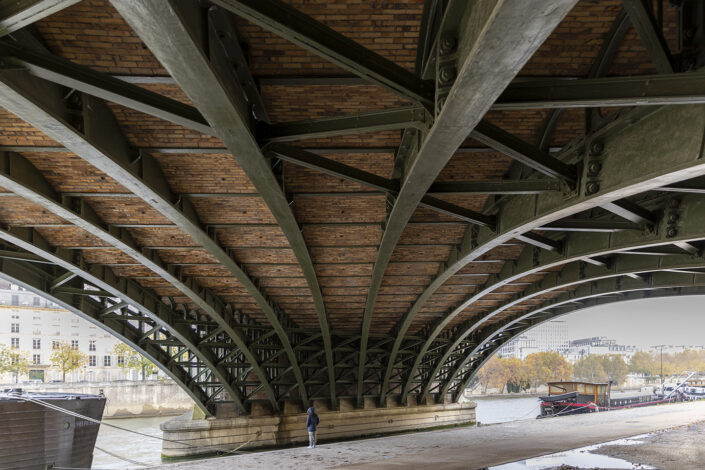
[160,401,476,458]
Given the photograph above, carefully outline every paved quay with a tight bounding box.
[152,400,705,469]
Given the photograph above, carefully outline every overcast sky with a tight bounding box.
[560,296,705,348]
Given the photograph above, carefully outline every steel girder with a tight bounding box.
[0,256,218,412]
[493,72,705,110]
[426,252,705,399]
[0,66,297,410]
[109,0,333,407]
[384,103,705,405]
[622,0,674,74]
[0,227,249,414]
[358,0,578,406]
[208,0,433,107]
[447,273,705,400]
[0,0,79,36]
[265,143,495,227]
[7,41,705,123]
[0,150,285,410]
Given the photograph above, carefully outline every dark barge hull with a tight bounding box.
[539,394,676,418]
[0,390,106,470]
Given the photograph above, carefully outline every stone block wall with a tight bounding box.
[161,401,476,458]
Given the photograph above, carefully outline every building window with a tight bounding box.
[71,340,79,350]
[33,297,40,306]
[89,355,96,367]
[11,315,18,319]
[11,338,19,349]
[103,356,111,367]
[89,340,96,352]
[32,354,40,365]
[11,295,18,306]
[117,356,124,366]
[32,339,40,350]
[52,341,59,350]
[11,323,19,333]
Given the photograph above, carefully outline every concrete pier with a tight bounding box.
[161,400,476,457]
[152,400,705,469]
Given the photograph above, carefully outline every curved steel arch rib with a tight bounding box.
[422,251,705,398]
[358,0,579,406]
[0,225,253,414]
[0,256,216,412]
[388,103,705,404]
[445,272,705,400]
[0,65,305,409]
[0,151,281,410]
[109,0,336,406]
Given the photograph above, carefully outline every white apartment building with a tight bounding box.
[0,280,140,384]
[498,320,569,359]
[564,336,639,363]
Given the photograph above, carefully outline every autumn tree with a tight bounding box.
[505,357,530,393]
[525,352,572,391]
[573,355,607,382]
[50,341,88,381]
[629,351,659,376]
[602,354,629,385]
[113,343,157,380]
[0,345,30,383]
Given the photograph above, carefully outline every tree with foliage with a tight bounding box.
[525,352,572,391]
[50,341,88,381]
[602,354,629,385]
[0,345,30,383]
[112,343,157,381]
[573,354,607,382]
[629,351,659,376]
[505,357,530,393]
[475,356,512,393]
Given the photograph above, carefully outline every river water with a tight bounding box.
[91,396,543,468]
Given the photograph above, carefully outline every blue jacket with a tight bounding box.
[306,407,319,432]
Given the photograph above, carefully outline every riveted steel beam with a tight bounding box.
[266,143,495,228]
[261,107,432,143]
[602,199,657,224]
[540,219,643,232]
[430,253,705,399]
[471,121,577,183]
[0,0,79,36]
[403,196,705,401]
[0,228,244,414]
[110,0,328,407]
[0,150,282,410]
[262,106,577,186]
[622,0,674,74]
[0,256,214,413]
[208,0,433,107]
[0,39,213,134]
[450,273,705,398]
[368,0,579,406]
[0,66,294,409]
[387,104,705,405]
[495,72,705,110]
[428,180,561,195]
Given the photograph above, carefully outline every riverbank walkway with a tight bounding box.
[152,400,705,469]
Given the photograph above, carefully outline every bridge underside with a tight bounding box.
[1,0,705,415]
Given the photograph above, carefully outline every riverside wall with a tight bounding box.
[4,381,194,417]
[160,399,476,458]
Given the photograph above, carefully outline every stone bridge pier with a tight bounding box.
[162,398,476,457]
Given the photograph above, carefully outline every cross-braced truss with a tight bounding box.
[0,0,704,415]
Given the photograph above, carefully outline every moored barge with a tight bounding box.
[538,381,679,418]
[0,388,106,470]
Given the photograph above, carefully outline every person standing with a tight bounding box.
[306,406,319,448]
